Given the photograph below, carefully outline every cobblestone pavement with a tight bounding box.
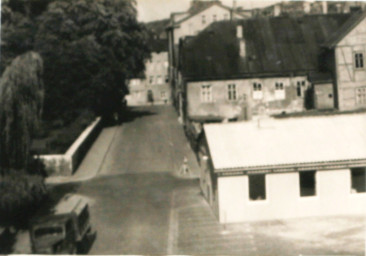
[168,186,365,256]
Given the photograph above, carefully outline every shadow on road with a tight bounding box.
[103,107,157,128]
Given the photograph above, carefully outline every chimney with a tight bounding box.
[237,25,245,57]
[322,1,328,14]
[236,25,243,38]
[303,2,310,13]
[274,4,281,16]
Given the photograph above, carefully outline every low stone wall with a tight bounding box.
[39,117,103,176]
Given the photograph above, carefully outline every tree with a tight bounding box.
[33,0,151,121]
[0,173,47,231]
[0,51,44,171]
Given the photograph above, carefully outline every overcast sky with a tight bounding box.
[136,0,281,22]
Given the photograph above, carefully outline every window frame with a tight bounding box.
[350,168,366,194]
[227,84,237,101]
[201,84,212,102]
[356,87,366,106]
[275,82,285,100]
[354,51,364,70]
[202,15,206,25]
[299,171,317,198]
[253,82,263,100]
[248,174,267,202]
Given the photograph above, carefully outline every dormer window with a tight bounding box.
[224,13,229,20]
[213,14,217,22]
[355,52,364,69]
[202,15,206,25]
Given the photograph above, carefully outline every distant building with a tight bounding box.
[126,19,171,106]
[251,1,366,18]
[177,11,366,127]
[166,0,250,114]
[199,114,366,223]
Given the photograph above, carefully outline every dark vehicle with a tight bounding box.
[29,194,95,254]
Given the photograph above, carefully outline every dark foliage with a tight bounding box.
[0,51,44,170]
[0,172,48,230]
[1,0,151,122]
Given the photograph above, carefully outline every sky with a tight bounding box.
[136,0,281,22]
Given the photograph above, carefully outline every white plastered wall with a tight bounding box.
[218,169,366,223]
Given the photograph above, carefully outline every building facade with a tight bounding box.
[166,0,250,112]
[178,14,357,124]
[199,114,366,223]
[127,52,170,106]
[126,19,171,106]
[325,12,366,110]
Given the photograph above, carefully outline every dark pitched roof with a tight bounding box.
[145,19,170,52]
[324,11,366,48]
[180,14,352,80]
[188,0,223,15]
[146,18,170,36]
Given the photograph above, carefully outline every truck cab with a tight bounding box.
[30,194,95,254]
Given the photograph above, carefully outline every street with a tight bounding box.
[48,105,364,255]
[52,105,200,254]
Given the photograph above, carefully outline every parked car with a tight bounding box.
[29,194,96,254]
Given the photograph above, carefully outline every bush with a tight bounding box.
[0,172,48,230]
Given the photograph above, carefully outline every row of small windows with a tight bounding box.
[147,61,168,71]
[249,168,366,201]
[149,75,169,85]
[202,13,229,25]
[201,81,305,102]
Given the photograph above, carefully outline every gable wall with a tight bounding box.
[173,5,233,44]
[336,18,366,110]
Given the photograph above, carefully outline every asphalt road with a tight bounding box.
[55,105,200,255]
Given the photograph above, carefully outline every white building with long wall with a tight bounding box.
[199,113,366,223]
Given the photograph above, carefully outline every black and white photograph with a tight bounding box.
[0,0,366,255]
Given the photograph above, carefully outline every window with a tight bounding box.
[157,75,163,84]
[351,168,366,193]
[228,84,237,100]
[299,171,316,197]
[297,81,302,97]
[165,75,169,83]
[253,82,263,99]
[253,82,262,91]
[275,82,285,99]
[213,14,217,21]
[249,174,266,201]
[201,85,212,102]
[149,76,154,84]
[355,52,364,69]
[239,40,246,57]
[202,15,206,25]
[161,91,166,99]
[356,87,366,105]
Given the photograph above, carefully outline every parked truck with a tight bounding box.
[29,194,95,254]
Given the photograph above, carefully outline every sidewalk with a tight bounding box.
[45,126,119,185]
